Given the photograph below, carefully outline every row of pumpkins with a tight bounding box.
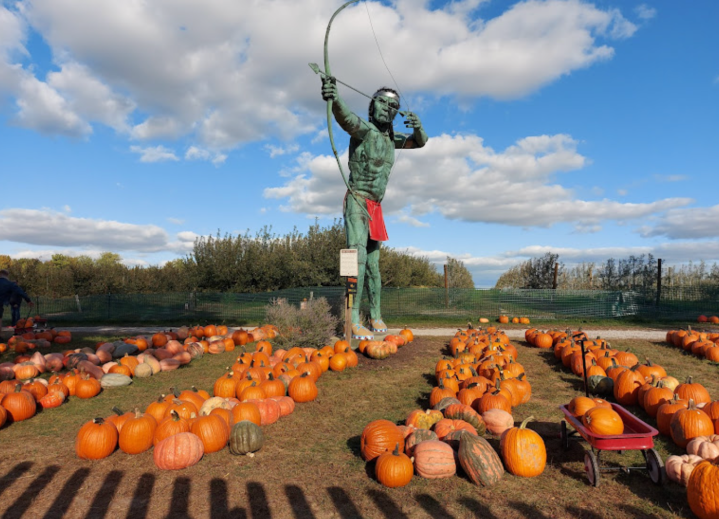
[665,328,719,362]
[359,326,545,488]
[0,324,278,429]
[357,328,414,360]
[498,316,531,325]
[0,329,73,354]
[75,334,373,470]
[527,328,719,519]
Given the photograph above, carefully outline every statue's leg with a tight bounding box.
[345,196,373,339]
[366,240,386,332]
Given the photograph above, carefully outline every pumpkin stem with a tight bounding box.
[519,416,535,429]
[93,417,105,424]
[111,406,124,416]
[392,443,400,456]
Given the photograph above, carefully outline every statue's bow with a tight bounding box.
[322,0,371,219]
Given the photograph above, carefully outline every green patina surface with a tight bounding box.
[321,79,428,335]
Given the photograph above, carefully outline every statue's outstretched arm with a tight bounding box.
[322,78,370,139]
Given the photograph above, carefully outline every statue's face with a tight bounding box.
[372,95,399,125]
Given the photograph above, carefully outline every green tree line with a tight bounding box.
[1,221,474,297]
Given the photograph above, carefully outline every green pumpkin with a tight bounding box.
[433,397,461,412]
[587,375,614,395]
[229,420,264,455]
[100,373,133,388]
[458,431,504,487]
[442,404,486,435]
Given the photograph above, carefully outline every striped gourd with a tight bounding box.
[458,431,504,486]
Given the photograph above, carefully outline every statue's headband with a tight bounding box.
[373,89,399,103]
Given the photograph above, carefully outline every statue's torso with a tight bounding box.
[347,127,395,202]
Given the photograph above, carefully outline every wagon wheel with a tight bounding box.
[644,449,665,486]
[560,421,570,451]
[584,450,600,487]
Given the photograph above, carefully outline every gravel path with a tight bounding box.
[11,325,668,341]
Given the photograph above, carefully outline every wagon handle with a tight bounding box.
[580,339,590,398]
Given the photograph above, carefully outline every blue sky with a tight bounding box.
[0,0,717,286]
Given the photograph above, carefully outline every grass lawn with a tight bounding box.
[0,330,715,518]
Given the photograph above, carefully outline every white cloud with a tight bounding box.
[130,145,179,163]
[0,0,640,148]
[395,213,430,228]
[265,143,300,158]
[640,205,719,239]
[62,205,71,213]
[0,208,169,251]
[617,189,627,196]
[167,217,184,225]
[635,4,657,20]
[265,132,692,228]
[185,146,210,161]
[47,62,135,132]
[185,146,227,165]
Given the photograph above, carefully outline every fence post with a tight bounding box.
[656,258,662,306]
[444,264,449,308]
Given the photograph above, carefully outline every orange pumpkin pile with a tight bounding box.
[358,326,545,488]
[538,329,718,455]
[75,335,360,468]
[665,327,719,363]
[357,327,414,360]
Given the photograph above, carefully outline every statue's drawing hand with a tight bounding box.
[403,112,422,129]
[321,77,338,101]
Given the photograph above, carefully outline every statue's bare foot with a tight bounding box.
[351,323,374,340]
[370,318,387,333]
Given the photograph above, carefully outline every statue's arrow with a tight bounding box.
[309,62,407,116]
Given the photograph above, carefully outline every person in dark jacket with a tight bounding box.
[0,269,33,331]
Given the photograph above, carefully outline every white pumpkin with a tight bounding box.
[666,454,704,486]
[686,435,719,460]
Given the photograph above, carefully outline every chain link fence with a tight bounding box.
[21,285,719,325]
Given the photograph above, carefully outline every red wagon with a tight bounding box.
[560,402,664,487]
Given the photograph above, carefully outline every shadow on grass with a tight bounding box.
[416,494,454,519]
[508,501,553,519]
[285,484,315,519]
[346,435,362,458]
[127,473,156,519]
[210,478,246,519]
[366,489,410,519]
[164,476,194,519]
[42,468,90,519]
[327,487,363,519]
[457,497,499,519]
[564,505,605,518]
[3,464,60,519]
[86,469,124,518]
[0,462,34,501]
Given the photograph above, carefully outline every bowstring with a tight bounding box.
[363,1,410,183]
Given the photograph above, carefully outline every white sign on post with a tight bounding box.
[339,249,358,277]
